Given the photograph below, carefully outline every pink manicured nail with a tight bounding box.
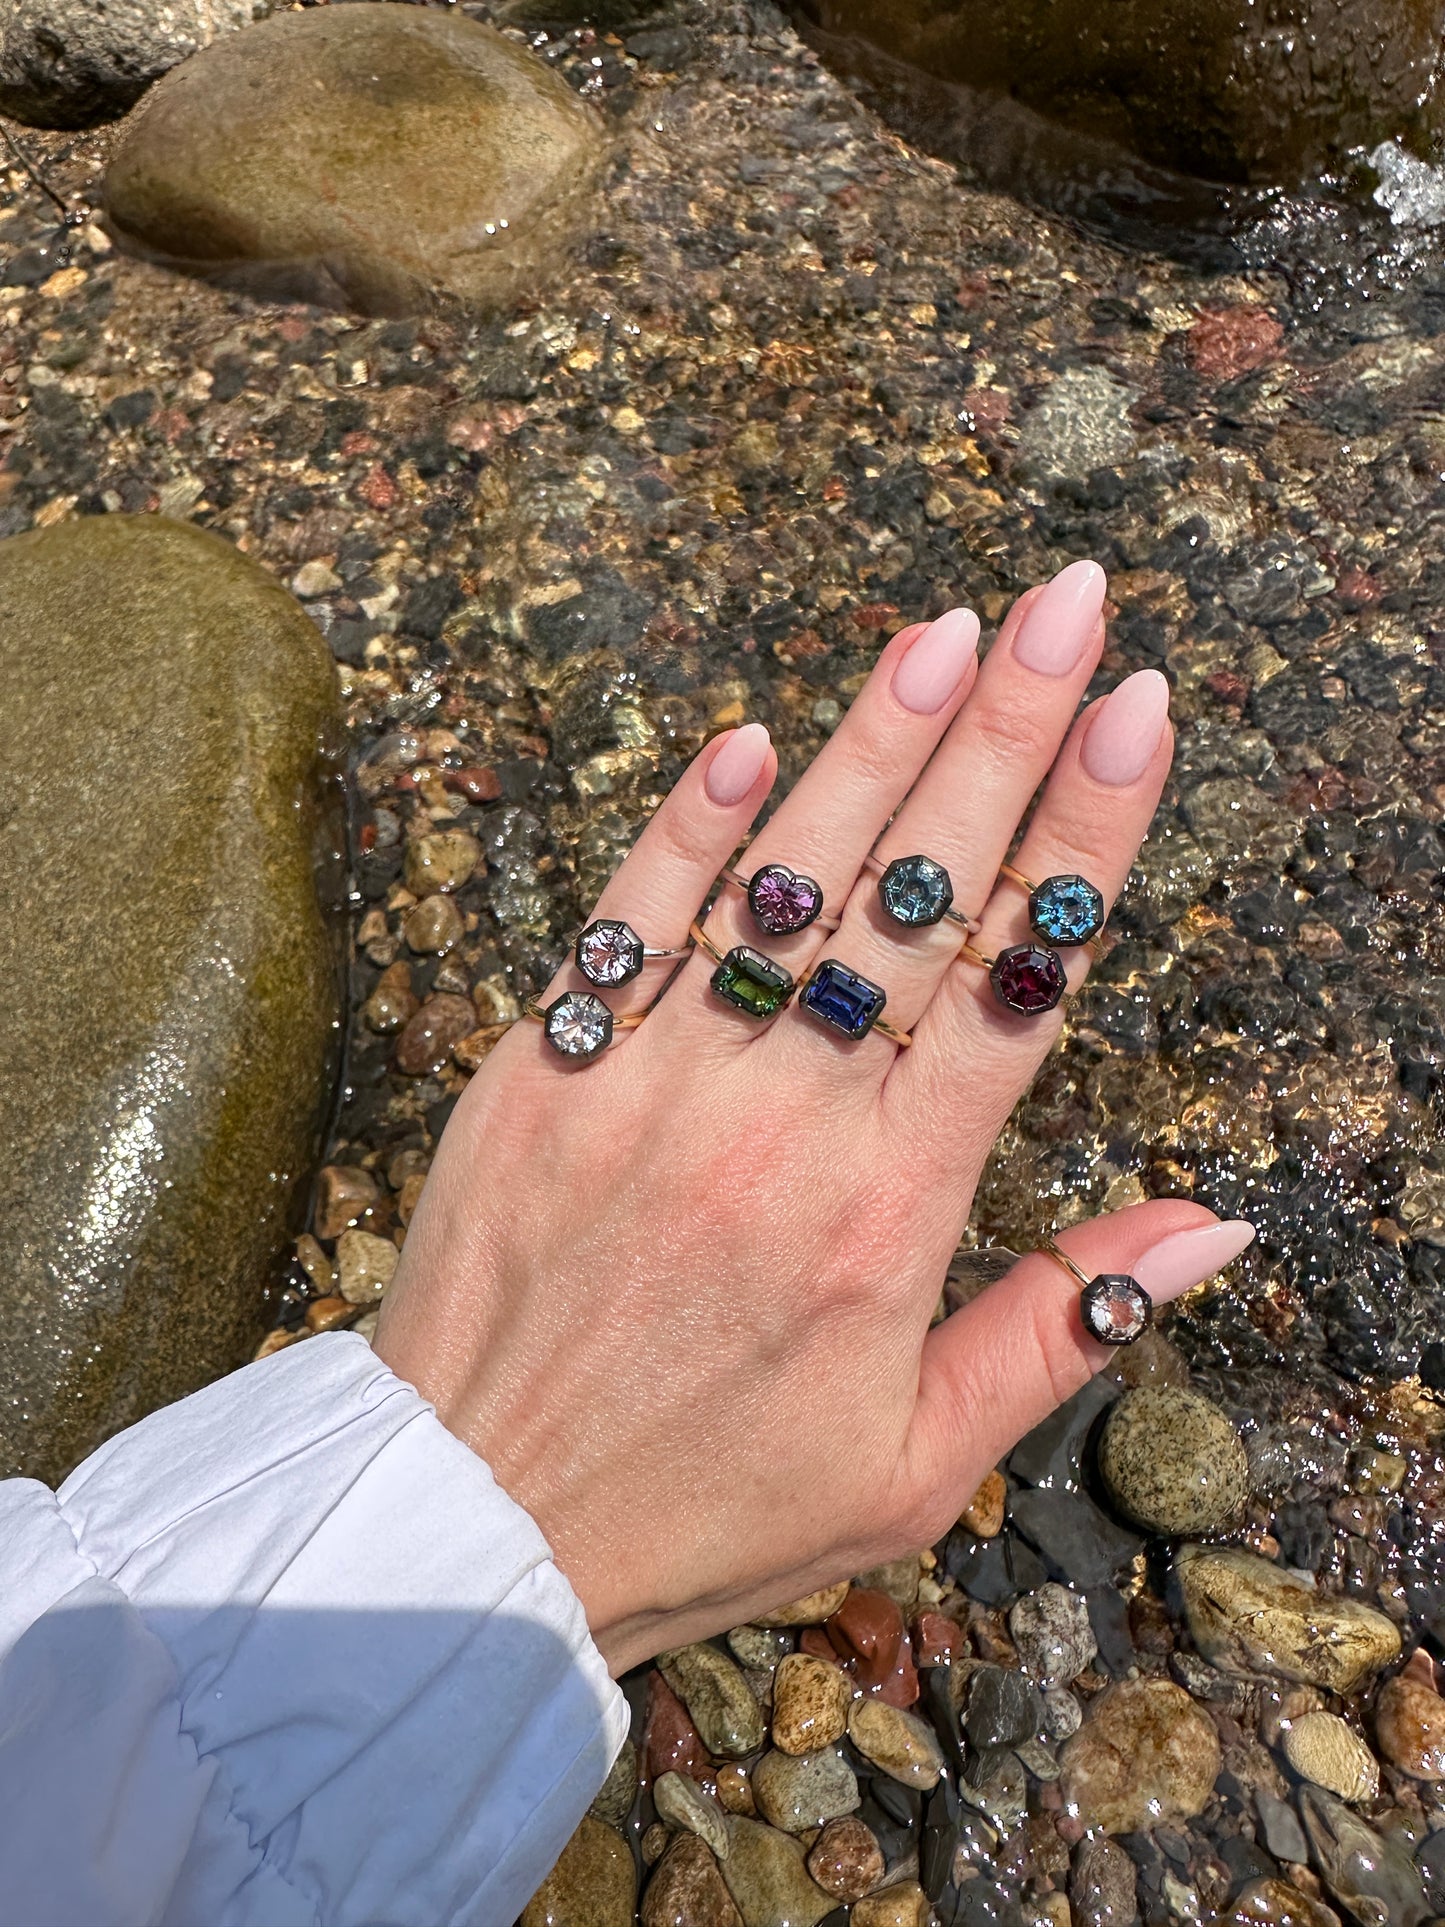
[1081,670,1171,786]
[705,723,771,807]
[1012,560,1107,675]
[1134,1220,1256,1307]
[891,607,981,714]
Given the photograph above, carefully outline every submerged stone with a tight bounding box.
[1175,1545,1401,1692]
[104,4,604,317]
[0,516,344,1482]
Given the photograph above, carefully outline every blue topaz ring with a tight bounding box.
[799,958,911,1047]
[999,864,1107,956]
[574,918,691,988]
[865,852,982,932]
[692,920,796,1020]
[526,991,645,1064]
[721,862,840,937]
[1039,1237,1152,1346]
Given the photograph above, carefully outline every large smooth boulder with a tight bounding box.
[103,4,604,316]
[798,0,1445,190]
[0,515,344,1483]
[0,0,272,130]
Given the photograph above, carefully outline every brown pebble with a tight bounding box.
[294,1232,335,1294]
[397,1171,428,1226]
[827,1587,903,1684]
[362,960,418,1034]
[751,1582,851,1627]
[453,1022,510,1072]
[403,828,480,896]
[806,1816,885,1901]
[912,1611,965,1668]
[641,1823,670,1866]
[304,1294,356,1333]
[852,1882,930,1927]
[395,992,479,1075]
[1376,1673,1445,1780]
[961,1468,1007,1537]
[771,1652,851,1755]
[314,1163,380,1239]
[335,1227,399,1303]
[715,1763,755,1816]
[644,1672,713,1785]
[254,1327,302,1359]
[642,1834,742,1927]
[404,892,464,955]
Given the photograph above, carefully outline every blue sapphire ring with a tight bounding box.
[798,958,911,1047]
[999,864,1107,956]
[865,852,982,933]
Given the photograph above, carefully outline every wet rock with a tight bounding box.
[965,1664,1042,1758]
[395,992,479,1076]
[1010,1584,1098,1689]
[856,1556,923,1617]
[0,0,272,129]
[1256,1790,1311,1865]
[1009,1486,1143,1589]
[729,1626,791,1673]
[1376,1674,1445,1780]
[642,1834,743,1927]
[715,1765,755,1817]
[0,516,343,1482]
[590,1739,638,1831]
[404,830,482,898]
[658,1646,767,1760]
[960,1469,1007,1538]
[104,4,604,317]
[1015,367,1138,483]
[1298,1787,1427,1927]
[751,1746,860,1833]
[1042,1686,1084,1741]
[314,1164,381,1240]
[851,1883,930,1927]
[645,1672,713,1785]
[847,1699,945,1789]
[335,1229,399,1305]
[1098,1386,1250,1534]
[1228,1878,1342,1927]
[363,962,418,1035]
[720,1817,835,1927]
[655,1771,732,1860]
[806,1816,885,1902]
[1070,1834,1138,1927]
[1281,1711,1379,1803]
[404,893,464,956]
[801,0,1445,190]
[752,1583,851,1627]
[521,1815,636,1927]
[1059,1678,1221,1833]
[1009,1377,1118,1488]
[826,1587,906,1696]
[1176,1546,1401,1694]
[771,1653,851,1755]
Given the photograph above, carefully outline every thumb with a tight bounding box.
[909,1201,1256,1516]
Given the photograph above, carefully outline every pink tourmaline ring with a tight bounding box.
[1038,1237,1152,1346]
[574,917,692,989]
[959,939,1072,1017]
[721,862,840,937]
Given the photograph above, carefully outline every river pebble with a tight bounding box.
[655,1772,732,1860]
[1060,1678,1221,1833]
[715,1765,755,1816]
[589,1740,637,1831]
[314,1164,381,1240]
[1281,1709,1379,1802]
[847,1700,944,1789]
[395,991,479,1076]
[960,1469,1007,1537]
[1009,1583,1097,1688]
[1376,1674,1445,1779]
[521,1815,636,1927]
[728,1626,790,1673]
[751,1746,860,1833]
[1098,1385,1250,1534]
[404,893,464,956]
[658,1646,767,1760]
[826,1588,909,1699]
[1227,1877,1344,1927]
[805,1816,885,1901]
[1070,1834,1138,1927]
[719,1817,834,1927]
[642,1834,742,1927]
[1176,1545,1401,1693]
[404,829,481,897]
[851,1882,930,1927]
[335,1228,398,1304]
[752,1583,851,1627]
[771,1653,851,1755]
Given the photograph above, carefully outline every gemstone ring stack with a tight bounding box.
[1037,1236,1152,1346]
[866,851,983,932]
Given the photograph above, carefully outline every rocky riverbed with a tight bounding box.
[3,0,1445,1918]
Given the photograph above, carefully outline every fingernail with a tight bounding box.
[1080,670,1171,786]
[705,723,771,807]
[1134,1219,1256,1306]
[1012,559,1107,676]
[891,607,981,714]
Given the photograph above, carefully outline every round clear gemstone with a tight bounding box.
[543,990,613,1061]
[576,918,644,986]
[1080,1274,1151,1346]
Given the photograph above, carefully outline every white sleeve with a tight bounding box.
[0,1332,629,1927]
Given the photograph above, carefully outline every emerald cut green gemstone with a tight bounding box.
[711,945,793,1019]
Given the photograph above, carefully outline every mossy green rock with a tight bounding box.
[103,3,604,317]
[0,516,344,1482]
[800,0,1445,189]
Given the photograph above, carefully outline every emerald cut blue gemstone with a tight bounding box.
[879,854,954,927]
[1029,874,1105,947]
[801,959,887,1040]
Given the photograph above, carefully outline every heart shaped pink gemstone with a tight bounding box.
[749,864,823,934]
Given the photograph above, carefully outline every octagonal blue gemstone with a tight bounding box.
[879,853,954,927]
[1030,873,1105,946]
[801,959,887,1040]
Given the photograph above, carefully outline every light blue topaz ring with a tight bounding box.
[999,864,1107,956]
[865,852,982,933]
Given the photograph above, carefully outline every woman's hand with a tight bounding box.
[375,561,1253,1675]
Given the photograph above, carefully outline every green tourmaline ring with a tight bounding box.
[999,864,1107,956]
[865,851,982,932]
[691,920,795,1019]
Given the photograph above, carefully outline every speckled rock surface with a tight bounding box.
[0,514,343,1482]
[719,1817,834,1927]
[1280,1709,1378,1803]
[1060,1677,1222,1833]
[104,5,604,316]
[1098,1384,1250,1533]
[522,1815,637,1927]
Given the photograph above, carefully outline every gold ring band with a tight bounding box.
[523,997,646,1030]
[1038,1236,1092,1288]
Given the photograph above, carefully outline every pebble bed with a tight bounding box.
[4,0,1445,1919]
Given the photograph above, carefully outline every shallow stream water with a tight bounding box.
[4,0,1445,1918]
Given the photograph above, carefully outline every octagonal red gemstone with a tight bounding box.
[990,942,1067,1015]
